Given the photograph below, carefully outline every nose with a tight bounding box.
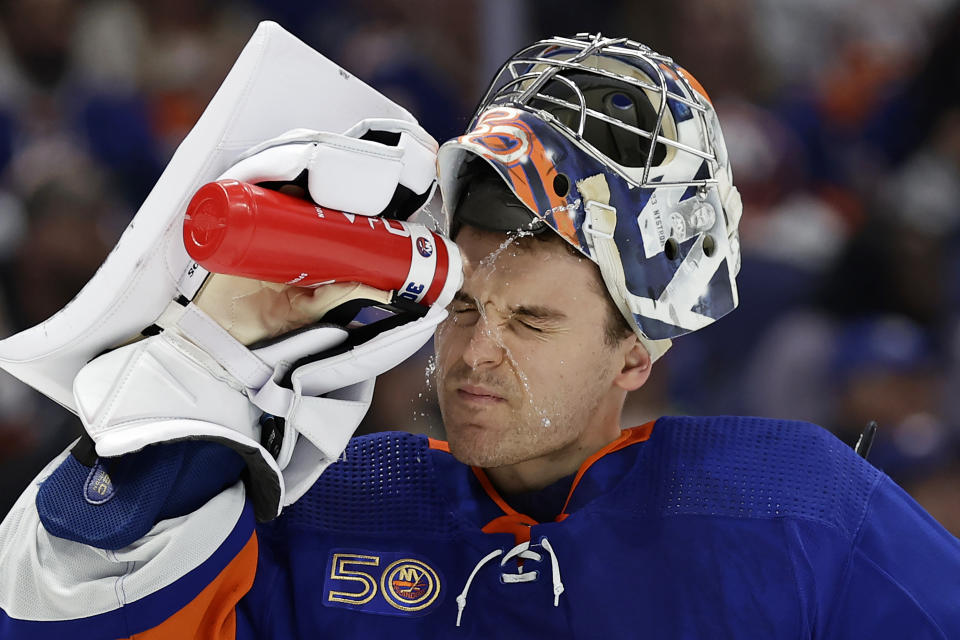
[461,317,504,369]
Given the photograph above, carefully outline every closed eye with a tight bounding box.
[451,303,479,315]
[518,320,544,333]
[449,304,479,326]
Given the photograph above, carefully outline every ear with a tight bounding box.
[612,337,652,392]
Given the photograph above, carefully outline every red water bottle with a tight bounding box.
[183,180,460,306]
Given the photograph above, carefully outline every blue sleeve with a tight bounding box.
[36,438,245,550]
[825,475,960,638]
[0,443,257,639]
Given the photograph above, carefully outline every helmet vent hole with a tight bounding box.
[702,235,716,257]
[664,237,680,260]
[610,93,633,110]
[553,173,570,197]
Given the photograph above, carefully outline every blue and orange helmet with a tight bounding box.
[437,34,743,361]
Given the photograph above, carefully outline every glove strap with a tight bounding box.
[157,300,274,388]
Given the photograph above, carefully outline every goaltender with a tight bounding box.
[0,28,958,639]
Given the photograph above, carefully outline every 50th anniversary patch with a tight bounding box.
[323,549,444,617]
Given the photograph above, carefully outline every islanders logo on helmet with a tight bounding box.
[453,107,580,245]
[438,34,743,361]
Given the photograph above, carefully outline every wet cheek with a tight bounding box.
[432,325,450,376]
[534,353,581,397]
[433,323,465,376]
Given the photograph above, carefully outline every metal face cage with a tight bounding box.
[472,33,719,190]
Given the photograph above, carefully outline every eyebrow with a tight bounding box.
[452,291,567,321]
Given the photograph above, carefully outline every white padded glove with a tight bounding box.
[71,123,459,521]
[223,119,439,217]
[73,303,449,521]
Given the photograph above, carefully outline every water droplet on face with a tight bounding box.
[424,355,437,391]
[501,344,554,430]
[449,232,559,431]
[480,234,519,270]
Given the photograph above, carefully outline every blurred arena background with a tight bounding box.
[0,0,958,535]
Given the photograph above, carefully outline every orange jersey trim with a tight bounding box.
[460,422,656,541]
[428,437,450,452]
[471,467,538,545]
[556,421,654,518]
[471,466,525,520]
[481,514,538,545]
[131,532,258,640]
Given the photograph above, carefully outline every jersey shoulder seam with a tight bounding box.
[820,471,889,636]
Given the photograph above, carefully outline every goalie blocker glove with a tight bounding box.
[31,123,461,549]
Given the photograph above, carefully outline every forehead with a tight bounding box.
[455,227,606,310]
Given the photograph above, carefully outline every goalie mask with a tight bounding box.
[437,34,743,361]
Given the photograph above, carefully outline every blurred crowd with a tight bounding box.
[0,0,957,535]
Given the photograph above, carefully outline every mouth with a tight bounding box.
[456,384,506,404]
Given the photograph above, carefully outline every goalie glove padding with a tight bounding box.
[73,326,289,521]
[223,120,438,219]
[72,301,451,521]
[64,121,459,521]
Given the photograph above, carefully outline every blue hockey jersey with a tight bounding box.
[1,416,959,638]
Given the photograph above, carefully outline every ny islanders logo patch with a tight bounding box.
[83,460,116,505]
[323,549,443,617]
[416,236,434,258]
[381,559,440,611]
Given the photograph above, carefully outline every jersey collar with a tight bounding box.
[431,422,655,544]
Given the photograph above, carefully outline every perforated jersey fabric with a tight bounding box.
[243,416,960,638]
[624,415,879,533]
[4,416,960,639]
[279,432,461,540]
[276,416,879,539]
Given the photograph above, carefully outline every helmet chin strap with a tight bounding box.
[577,173,672,363]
